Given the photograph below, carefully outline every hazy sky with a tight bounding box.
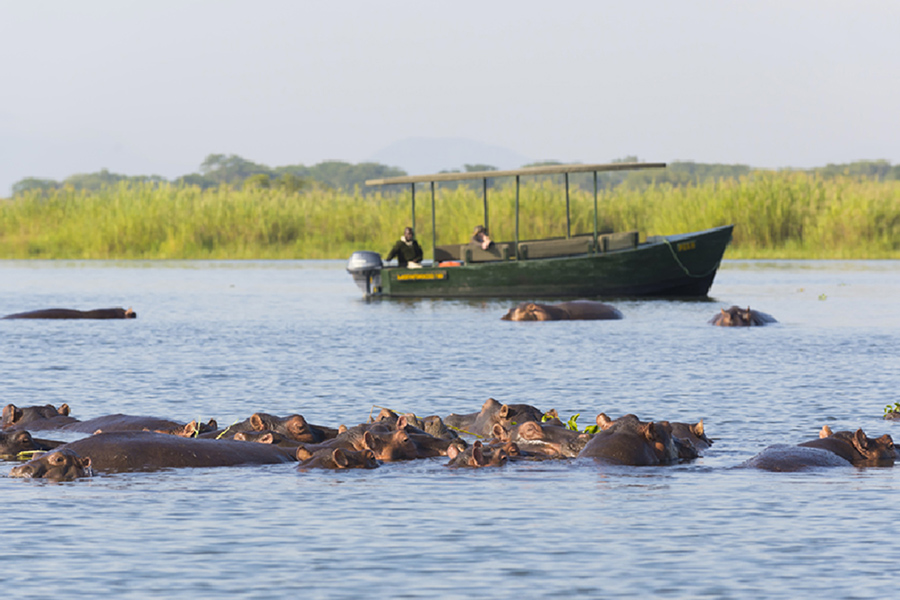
[1,0,898,195]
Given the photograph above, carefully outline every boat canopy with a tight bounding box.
[366,161,666,262]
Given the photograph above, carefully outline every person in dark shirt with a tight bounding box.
[385,226,423,268]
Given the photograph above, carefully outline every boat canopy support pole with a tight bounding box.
[565,173,571,238]
[483,178,489,234]
[593,171,600,251]
[515,175,520,258]
[430,181,436,263]
[410,183,416,233]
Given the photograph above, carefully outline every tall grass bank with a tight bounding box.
[1,173,897,259]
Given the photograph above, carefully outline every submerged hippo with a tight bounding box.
[2,404,213,436]
[2,307,136,319]
[296,446,379,470]
[709,306,776,326]
[578,414,682,466]
[2,403,77,430]
[208,412,339,444]
[444,398,545,438]
[739,427,896,471]
[9,431,296,479]
[502,300,623,321]
[0,430,64,459]
[446,440,508,468]
[491,420,590,458]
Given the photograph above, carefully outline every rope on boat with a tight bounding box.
[661,237,723,279]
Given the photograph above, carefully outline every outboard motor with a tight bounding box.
[346,251,383,296]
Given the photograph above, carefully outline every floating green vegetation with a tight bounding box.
[884,402,900,416]
[1,173,898,259]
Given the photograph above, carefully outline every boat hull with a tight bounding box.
[371,225,733,299]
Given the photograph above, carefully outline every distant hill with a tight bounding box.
[367,137,533,173]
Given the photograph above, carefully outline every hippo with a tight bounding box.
[8,431,297,479]
[594,413,707,459]
[578,414,682,466]
[501,300,623,321]
[1,307,136,319]
[0,430,65,459]
[444,398,545,438]
[9,448,93,481]
[296,446,379,470]
[491,420,590,458]
[2,403,77,430]
[2,404,210,436]
[446,440,508,468]
[709,305,776,326]
[208,412,339,444]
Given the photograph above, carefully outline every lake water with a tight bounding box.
[1,259,898,599]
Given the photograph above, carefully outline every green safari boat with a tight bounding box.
[347,162,733,299]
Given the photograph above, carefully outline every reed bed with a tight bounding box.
[1,173,897,259]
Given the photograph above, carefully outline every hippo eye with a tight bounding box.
[50,453,65,465]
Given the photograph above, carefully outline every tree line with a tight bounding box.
[10,154,900,197]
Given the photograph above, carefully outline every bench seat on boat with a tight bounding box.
[434,230,639,264]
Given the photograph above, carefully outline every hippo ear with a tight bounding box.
[693,420,705,437]
[286,415,309,438]
[640,422,657,441]
[499,405,511,419]
[396,415,408,430]
[596,413,614,429]
[338,424,348,434]
[851,429,870,453]
[59,403,71,416]
[183,420,199,437]
[332,448,349,468]
[471,441,485,466]
[3,404,22,425]
[519,421,542,439]
[819,425,833,438]
[447,444,460,460]
[233,432,248,441]
[206,418,218,431]
[79,456,92,473]
[491,423,508,442]
[295,445,313,461]
[250,414,265,431]
[363,430,379,452]
[259,433,275,444]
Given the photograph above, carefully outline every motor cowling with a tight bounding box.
[346,251,383,296]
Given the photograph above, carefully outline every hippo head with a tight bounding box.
[363,429,418,461]
[2,403,70,428]
[501,302,550,321]
[0,430,40,458]
[714,306,754,326]
[849,429,896,462]
[9,448,92,481]
[641,421,680,464]
[331,448,379,469]
[447,440,508,467]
